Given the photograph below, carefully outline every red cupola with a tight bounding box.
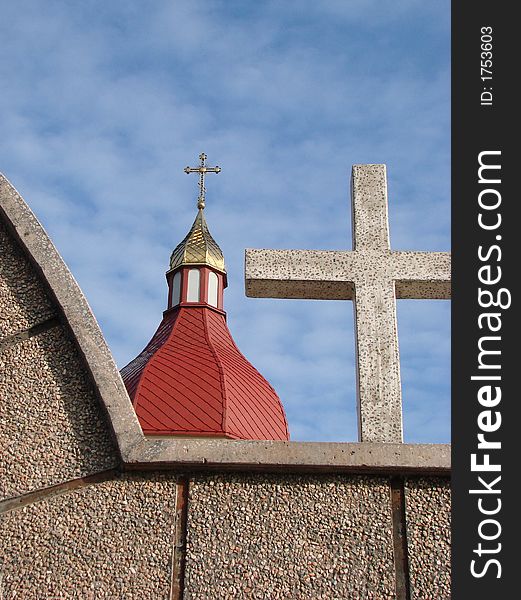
[121,153,289,441]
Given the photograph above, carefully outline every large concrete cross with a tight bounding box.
[245,164,451,443]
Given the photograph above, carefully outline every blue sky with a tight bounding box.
[0,0,450,443]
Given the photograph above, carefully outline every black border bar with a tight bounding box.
[452,3,516,597]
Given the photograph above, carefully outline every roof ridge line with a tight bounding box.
[132,310,182,411]
[201,308,229,436]
[211,313,290,439]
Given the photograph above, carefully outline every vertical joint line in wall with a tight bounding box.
[390,477,411,600]
[170,476,189,600]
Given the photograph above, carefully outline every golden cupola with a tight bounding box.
[169,208,226,275]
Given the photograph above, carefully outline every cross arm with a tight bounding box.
[245,249,357,300]
[391,251,451,299]
[184,166,221,174]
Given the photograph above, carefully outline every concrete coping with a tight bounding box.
[1,173,451,475]
[125,439,451,475]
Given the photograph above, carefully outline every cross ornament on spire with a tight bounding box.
[245,164,451,443]
[184,152,221,210]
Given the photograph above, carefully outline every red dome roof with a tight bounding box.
[122,163,288,442]
[121,305,289,440]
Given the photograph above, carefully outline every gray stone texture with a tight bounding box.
[405,477,451,600]
[0,221,56,337]
[0,188,121,500]
[245,164,451,444]
[0,472,178,599]
[185,473,396,599]
[0,325,119,500]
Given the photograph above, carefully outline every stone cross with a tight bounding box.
[245,164,451,443]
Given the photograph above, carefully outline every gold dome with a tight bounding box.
[169,209,226,274]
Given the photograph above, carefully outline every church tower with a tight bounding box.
[121,154,289,440]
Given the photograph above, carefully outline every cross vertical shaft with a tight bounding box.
[351,165,401,442]
[351,164,390,250]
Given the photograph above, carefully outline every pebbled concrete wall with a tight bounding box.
[0,219,119,500]
[1,325,119,499]
[185,474,451,599]
[1,471,451,600]
[405,477,451,600]
[0,220,56,336]
[185,473,397,600]
[0,472,178,599]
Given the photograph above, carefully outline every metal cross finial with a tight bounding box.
[184,152,221,210]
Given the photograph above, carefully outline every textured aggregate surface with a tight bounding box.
[185,473,396,599]
[405,477,451,600]
[0,326,118,500]
[0,472,178,599]
[0,221,56,337]
[2,174,145,464]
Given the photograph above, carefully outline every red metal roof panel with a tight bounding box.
[121,305,289,440]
